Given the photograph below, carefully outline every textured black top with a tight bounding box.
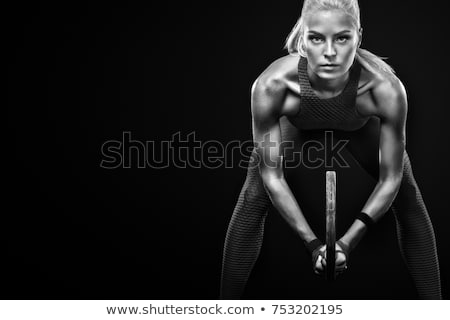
[288,56,370,131]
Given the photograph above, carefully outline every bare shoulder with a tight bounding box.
[359,63,407,120]
[373,73,407,120]
[252,54,299,93]
[250,54,300,118]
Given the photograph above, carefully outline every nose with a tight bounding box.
[324,41,337,59]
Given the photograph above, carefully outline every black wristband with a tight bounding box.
[305,238,323,266]
[355,212,375,228]
[305,238,323,254]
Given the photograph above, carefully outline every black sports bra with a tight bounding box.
[287,56,370,131]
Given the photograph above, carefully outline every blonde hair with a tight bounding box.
[284,0,395,76]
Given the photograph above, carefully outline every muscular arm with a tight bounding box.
[340,78,407,250]
[251,75,317,243]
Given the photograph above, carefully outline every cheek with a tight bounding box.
[339,45,357,60]
[305,50,320,68]
[305,46,321,59]
[341,49,357,70]
[342,48,354,58]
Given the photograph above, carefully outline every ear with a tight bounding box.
[358,27,363,47]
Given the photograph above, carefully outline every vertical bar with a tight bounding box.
[326,171,336,281]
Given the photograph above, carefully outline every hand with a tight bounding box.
[335,241,349,275]
[313,243,348,276]
[312,244,326,275]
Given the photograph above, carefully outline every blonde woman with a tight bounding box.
[221,0,441,299]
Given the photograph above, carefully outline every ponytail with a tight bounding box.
[356,48,395,77]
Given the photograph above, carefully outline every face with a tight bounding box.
[303,9,360,80]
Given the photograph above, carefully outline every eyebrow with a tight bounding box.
[307,30,352,36]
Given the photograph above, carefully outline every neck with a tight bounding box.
[307,65,350,99]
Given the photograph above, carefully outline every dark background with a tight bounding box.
[6,1,449,299]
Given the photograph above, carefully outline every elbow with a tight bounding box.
[260,170,285,196]
[391,175,403,197]
[379,173,403,195]
[260,170,277,189]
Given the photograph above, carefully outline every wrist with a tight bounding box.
[304,238,323,265]
[340,219,367,252]
[355,212,375,229]
[304,238,323,254]
[302,233,318,243]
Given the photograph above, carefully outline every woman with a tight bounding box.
[221,0,441,299]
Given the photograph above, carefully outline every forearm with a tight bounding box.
[361,176,402,221]
[340,176,402,250]
[263,177,317,243]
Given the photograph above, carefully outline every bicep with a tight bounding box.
[378,82,407,180]
[251,78,285,181]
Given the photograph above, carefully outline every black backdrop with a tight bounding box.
[6,1,449,299]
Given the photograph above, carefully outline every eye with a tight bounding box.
[335,36,350,43]
[308,36,324,44]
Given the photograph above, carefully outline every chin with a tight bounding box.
[316,70,345,80]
